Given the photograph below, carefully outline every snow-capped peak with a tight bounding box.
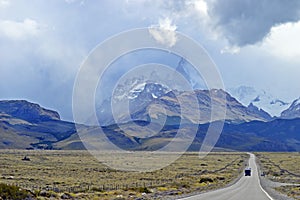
[228,86,290,117]
[113,78,170,102]
[281,97,300,119]
[293,97,300,106]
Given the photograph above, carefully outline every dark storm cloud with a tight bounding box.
[207,0,300,46]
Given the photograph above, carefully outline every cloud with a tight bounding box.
[0,0,10,8]
[0,18,43,40]
[0,0,299,121]
[221,46,240,54]
[207,0,300,46]
[65,0,85,5]
[149,17,178,47]
[65,0,76,3]
[261,21,300,61]
[187,0,208,17]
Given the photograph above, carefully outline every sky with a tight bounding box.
[0,0,300,121]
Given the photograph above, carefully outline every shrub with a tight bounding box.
[113,198,126,200]
[216,176,226,181]
[91,187,104,192]
[138,187,151,193]
[0,183,30,200]
[170,182,190,189]
[199,177,214,183]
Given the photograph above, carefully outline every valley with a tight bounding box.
[2,1,300,199]
[0,150,247,199]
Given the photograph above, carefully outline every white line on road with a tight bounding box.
[259,183,274,200]
[252,153,274,200]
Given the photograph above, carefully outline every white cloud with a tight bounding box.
[149,17,177,47]
[0,19,43,40]
[189,0,208,17]
[65,0,75,3]
[0,0,10,8]
[221,46,240,54]
[0,0,298,120]
[65,0,85,5]
[262,22,300,61]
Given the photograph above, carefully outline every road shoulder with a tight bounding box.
[255,156,295,200]
[173,153,250,200]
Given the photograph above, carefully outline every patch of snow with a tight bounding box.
[294,97,300,106]
[152,93,158,98]
[228,86,290,117]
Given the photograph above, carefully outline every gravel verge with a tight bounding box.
[256,156,296,200]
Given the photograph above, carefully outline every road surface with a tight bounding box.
[179,153,273,200]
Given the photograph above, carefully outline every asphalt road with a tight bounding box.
[179,153,273,200]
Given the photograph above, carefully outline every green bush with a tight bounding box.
[138,187,151,193]
[0,183,30,200]
[91,187,104,192]
[113,198,126,200]
[216,176,226,181]
[170,182,190,189]
[199,177,214,183]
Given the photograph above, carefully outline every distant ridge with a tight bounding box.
[0,100,75,149]
[0,100,60,123]
[0,96,300,151]
[281,97,300,119]
[97,85,272,126]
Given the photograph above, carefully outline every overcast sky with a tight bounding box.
[1,0,300,121]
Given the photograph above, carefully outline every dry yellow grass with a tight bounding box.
[256,152,300,200]
[0,150,248,199]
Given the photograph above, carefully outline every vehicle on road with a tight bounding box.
[180,154,273,200]
[244,168,251,176]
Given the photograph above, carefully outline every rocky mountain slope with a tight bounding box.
[56,118,300,152]
[281,97,300,119]
[0,97,299,151]
[0,100,60,122]
[0,100,76,149]
[97,83,272,126]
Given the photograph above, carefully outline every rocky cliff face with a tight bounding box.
[0,100,60,123]
[247,103,272,121]
[281,98,300,119]
[104,85,273,125]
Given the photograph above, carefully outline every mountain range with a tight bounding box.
[0,100,77,149]
[228,85,291,117]
[97,83,273,126]
[281,97,300,119]
[0,86,300,151]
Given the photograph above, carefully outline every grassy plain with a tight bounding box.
[256,152,300,200]
[0,150,248,199]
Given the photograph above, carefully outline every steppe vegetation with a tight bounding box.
[256,152,300,200]
[0,150,248,199]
